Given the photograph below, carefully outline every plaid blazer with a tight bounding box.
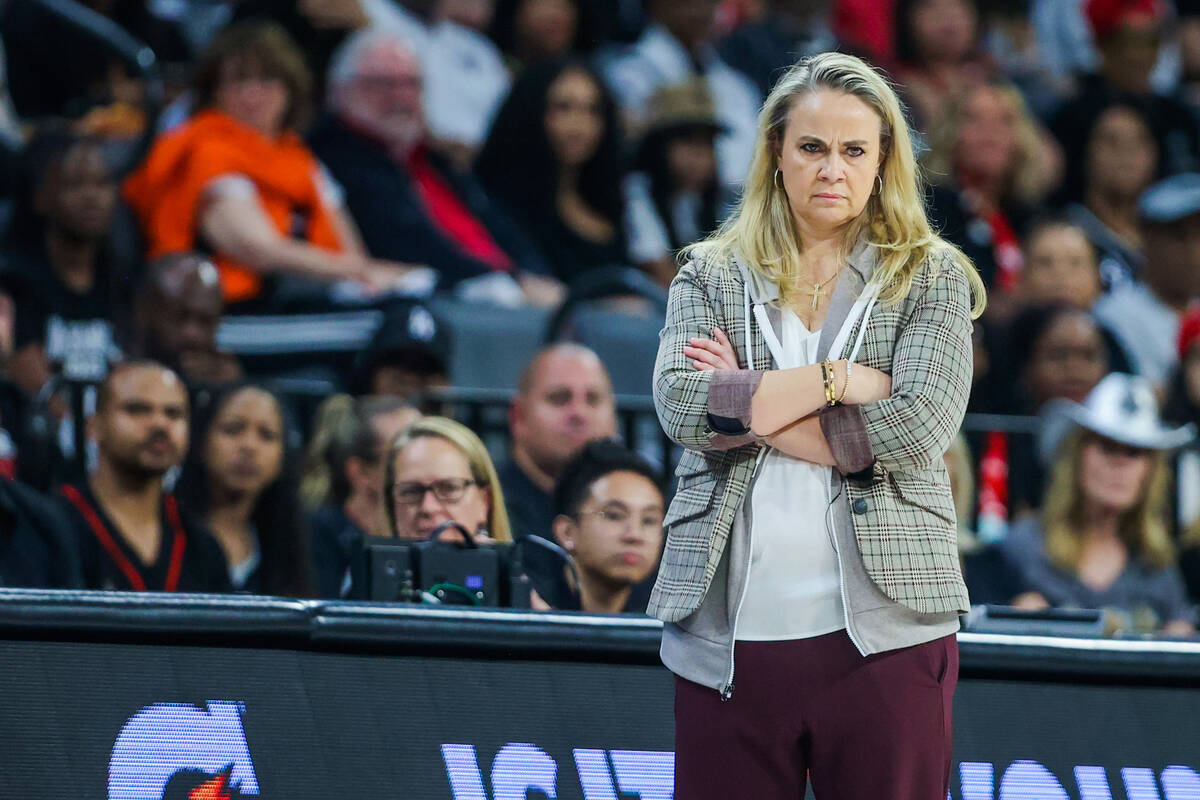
[649,243,974,622]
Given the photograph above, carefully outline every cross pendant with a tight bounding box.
[801,284,825,311]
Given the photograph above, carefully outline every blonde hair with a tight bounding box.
[300,393,416,510]
[1041,430,1175,572]
[694,51,986,316]
[924,81,1057,208]
[383,416,512,543]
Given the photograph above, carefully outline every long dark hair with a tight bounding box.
[637,127,722,251]
[177,383,314,597]
[475,57,624,225]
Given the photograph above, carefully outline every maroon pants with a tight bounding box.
[674,630,958,799]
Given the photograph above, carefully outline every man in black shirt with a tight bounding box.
[57,361,231,593]
[0,477,83,588]
[4,129,128,397]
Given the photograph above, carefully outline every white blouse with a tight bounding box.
[737,308,845,640]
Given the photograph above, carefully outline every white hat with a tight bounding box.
[1038,373,1195,464]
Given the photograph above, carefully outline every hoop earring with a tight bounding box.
[774,168,784,190]
[874,174,883,195]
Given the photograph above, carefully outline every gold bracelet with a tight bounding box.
[822,358,837,406]
[836,360,850,405]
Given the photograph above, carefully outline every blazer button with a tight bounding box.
[852,498,869,515]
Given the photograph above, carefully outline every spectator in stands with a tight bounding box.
[717,0,838,100]
[1002,303,1113,515]
[489,0,584,71]
[624,81,733,287]
[130,253,242,388]
[1095,173,1200,392]
[924,81,1059,304]
[303,394,419,598]
[124,22,427,310]
[1018,216,1105,310]
[498,343,617,544]
[595,0,760,189]
[1166,306,1200,601]
[475,58,629,284]
[361,0,510,165]
[57,362,231,593]
[178,384,313,596]
[1002,373,1197,637]
[891,0,994,132]
[1059,0,1200,177]
[351,302,451,410]
[1058,97,1161,288]
[530,439,663,613]
[385,416,512,543]
[0,477,84,588]
[3,128,128,399]
[312,30,561,306]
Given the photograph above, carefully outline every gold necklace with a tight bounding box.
[794,268,842,312]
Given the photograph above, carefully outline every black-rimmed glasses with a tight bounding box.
[391,478,481,506]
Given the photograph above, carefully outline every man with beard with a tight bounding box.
[309,28,560,304]
[57,361,231,592]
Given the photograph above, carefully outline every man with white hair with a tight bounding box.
[358,0,508,160]
[311,29,561,303]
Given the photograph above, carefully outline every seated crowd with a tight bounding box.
[0,0,1198,635]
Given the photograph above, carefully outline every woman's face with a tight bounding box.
[777,89,882,241]
[390,436,490,541]
[953,86,1018,187]
[560,470,663,589]
[666,130,717,194]
[544,68,605,169]
[1085,106,1158,201]
[908,0,977,64]
[1024,312,1109,407]
[205,388,285,499]
[516,0,577,59]
[39,143,117,241]
[214,54,290,136]
[1022,225,1103,308]
[1078,435,1154,515]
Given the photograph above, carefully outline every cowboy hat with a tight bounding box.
[1038,372,1195,464]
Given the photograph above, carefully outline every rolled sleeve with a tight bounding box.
[819,403,875,475]
[707,368,765,448]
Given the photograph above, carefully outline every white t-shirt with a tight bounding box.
[737,309,845,640]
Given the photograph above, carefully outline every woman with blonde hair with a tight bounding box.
[651,51,986,797]
[1002,373,1196,637]
[384,417,512,544]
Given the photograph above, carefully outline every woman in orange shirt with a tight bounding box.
[125,22,425,307]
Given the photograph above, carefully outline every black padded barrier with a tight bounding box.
[0,588,1198,799]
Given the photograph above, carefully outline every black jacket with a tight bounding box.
[0,478,84,588]
[308,116,552,287]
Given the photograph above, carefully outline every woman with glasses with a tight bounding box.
[384,417,512,544]
[535,439,665,614]
[1002,373,1197,637]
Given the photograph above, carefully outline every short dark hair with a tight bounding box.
[95,360,184,414]
[193,21,313,133]
[552,439,662,518]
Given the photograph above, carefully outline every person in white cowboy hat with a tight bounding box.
[1001,372,1198,637]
